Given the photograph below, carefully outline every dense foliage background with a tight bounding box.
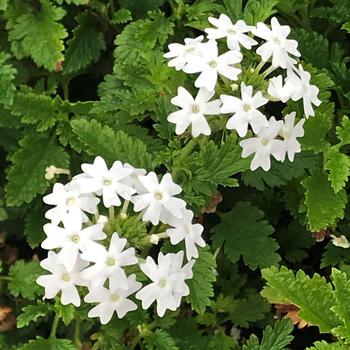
[0,0,350,349]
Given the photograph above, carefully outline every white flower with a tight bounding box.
[252,17,300,69]
[42,216,106,271]
[36,251,88,307]
[239,117,284,171]
[183,39,242,92]
[279,112,305,162]
[122,163,147,194]
[168,87,221,137]
[166,209,205,260]
[135,251,194,316]
[43,182,99,225]
[267,75,292,102]
[205,16,257,51]
[221,82,268,136]
[285,65,321,117]
[73,156,136,208]
[330,235,350,249]
[85,274,141,324]
[164,35,204,71]
[81,233,137,290]
[131,172,186,225]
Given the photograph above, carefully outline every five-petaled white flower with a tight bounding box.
[122,163,147,194]
[73,156,136,208]
[85,274,142,324]
[43,182,99,225]
[166,208,206,261]
[136,251,194,316]
[168,87,221,137]
[279,112,305,162]
[205,15,257,51]
[285,65,321,117]
[267,75,292,102]
[131,172,186,225]
[42,216,106,271]
[239,117,284,171]
[221,82,269,136]
[252,17,300,69]
[183,39,242,92]
[164,35,204,71]
[36,251,88,307]
[81,233,138,290]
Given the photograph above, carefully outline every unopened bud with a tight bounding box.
[330,234,350,249]
[45,165,70,180]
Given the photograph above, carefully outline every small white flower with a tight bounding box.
[285,65,321,117]
[131,172,186,225]
[205,15,257,50]
[183,39,242,92]
[279,112,305,162]
[81,233,137,290]
[252,17,300,69]
[36,251,88,307]
[168,87,221,137]
[221,82,268,136]
[267,75,292,102]
[42,216,106,271]
[85,274,141,324]
[166,209,205,261]
[239,117,284,171]
[135,251,194,316]
[330,235,350,249]
[73,156,136,208]
[122,163,147,194]
[43,182,99,225]
[164,35,204,71]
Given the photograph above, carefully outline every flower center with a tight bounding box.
[185,224,192,235]
[159,278,167,288]
[71,234,80,243]
[208,60,217,68]
[243,104,252,112]
[62,273,70,282]
[155,191,164,200]
[186,46,195,53]
[273,37,281,45]
[103,178,112,186]
[107,257,116,266]
[228,29,237,36]
[261,138,269,146]
[192,104,200,113]
[66,196,76,206]
[111,293,120,302]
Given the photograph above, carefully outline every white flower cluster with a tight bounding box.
[164,15,321,171]
[36,156,205,323]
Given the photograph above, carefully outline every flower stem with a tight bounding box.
[255,60,265,73]
[0,275,12,281]
[74,318,82,349]
[120,200,130,219]
[50,311,60,339]
[109,206,115,226]
[262,65,277,78]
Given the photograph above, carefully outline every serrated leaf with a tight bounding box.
[336,116,350,145]
[243,0,279,25]
[0,52,16,106]
[144,329,179,350]
[306,341,347,350]
[324,148,350,193]
[8,260,43,300]
[71,118,153,169]
[261,266,340,333]
[24,205,46,248]
[209,330,237,350]
[112,8,132,24]
[8,0,68,71]
[186,247,216,314]
[63,11,105,75]
[56,303,75,326]
[212,201,280,270]
[223,0,243,20]
[18,337,76,350]
[302,171,347,232]
[6,135,69,206]
[17,303,53,328]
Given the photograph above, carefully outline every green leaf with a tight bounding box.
[8,0,68,71]
[17,303,53,328]
[112,8,132,24]
[0,52,16,106]
[324,148,350,193]
[261,266,340,333]
[243,319,294,350]
[63,11,106,75]
[186,247,216,314]
[8,260,43,300]
[343,21,350,33]
[331,269,350,343]
[306,341,347,350]
[336,116,350,145]
[6,134,69,206]
[24,205,46,248]
[243,0,279,25]
[209,330,237,350]
[56,303,75,326]
[71,118,153,170]
[302,171,347,231]
[0,0,8,10]
[144,329,179,350]
[212,201,280,270]
[18,337,76,350]
[223,0,243,20]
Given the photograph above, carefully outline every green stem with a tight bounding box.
[120,200,130,219]
[179,139,197,162]
[74,318,82,349]
[50,312,60,339]
[61,78,70,101]
[130,335,142,350]
[109,206,115,226]
[0,276,12,281]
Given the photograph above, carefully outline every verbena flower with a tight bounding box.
[267,75,292,102]
[221,82,269,136]
[168,86,221,137]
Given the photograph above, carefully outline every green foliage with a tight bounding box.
[143,329,179,350]
[0,52,16,106]
[17,303,53,328]
[243,0,279,25]
[18,337,76,350]
[212,201,280,270]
